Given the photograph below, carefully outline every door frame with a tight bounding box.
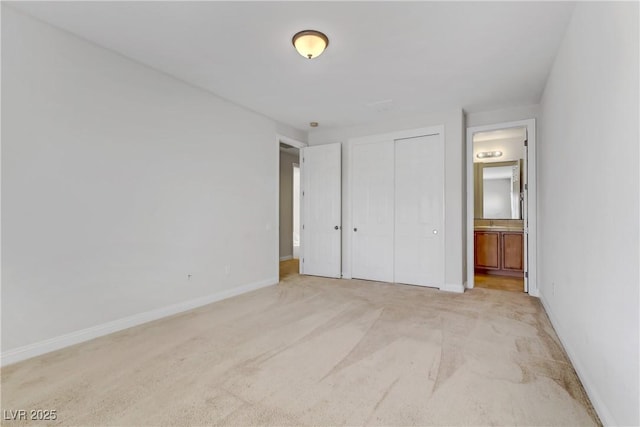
[347,125,445,283]
[465,119,538,296]
[276,134,307,277]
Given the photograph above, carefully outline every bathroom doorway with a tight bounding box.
[466,120,537,295]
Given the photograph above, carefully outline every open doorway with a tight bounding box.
[466,120,537,295]
[278,139,303,280]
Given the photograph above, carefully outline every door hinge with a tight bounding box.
[303,157,305,163]
[302,191,305,196]
[525,271,529,278]
[524,183,528,191]
[302,224,305,230]
[302,258,305,263]
[524,139,528,147]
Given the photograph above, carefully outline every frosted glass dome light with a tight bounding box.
[292,30,329,59]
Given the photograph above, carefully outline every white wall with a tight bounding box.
[466,104,539,128]
[279,151,298,259]
[537,3,639,425]
[308,110,466,289]
[276,124,308,147]
[1,7,289,356]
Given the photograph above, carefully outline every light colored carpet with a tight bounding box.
[1,268,600,426]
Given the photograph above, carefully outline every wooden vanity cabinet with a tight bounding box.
[474,230,523,276]
[475,231,500,269]
[502,232,524,272]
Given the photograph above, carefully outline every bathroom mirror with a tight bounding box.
[474,160,522,219]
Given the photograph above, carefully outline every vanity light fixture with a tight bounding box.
[476,150,503,159]
[292,30,329,59]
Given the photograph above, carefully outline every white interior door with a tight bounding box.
[394,134,445,287]
[351,140,394,282]
[301,143,341,278]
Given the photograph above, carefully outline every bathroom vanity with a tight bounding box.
[474,219,524,276]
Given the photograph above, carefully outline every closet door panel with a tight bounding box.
[351,141,394,282]
[394,134,445,287]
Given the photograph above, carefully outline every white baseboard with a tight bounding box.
[1,277,277,367]
[538,291,616,426]
[440,283,465,293]
[279,255,293,261]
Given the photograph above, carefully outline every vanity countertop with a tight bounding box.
[474,219,524,232]
[475,226,523,232]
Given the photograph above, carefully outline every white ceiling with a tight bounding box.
[10,1,575,132]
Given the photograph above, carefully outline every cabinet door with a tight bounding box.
[475,231,500,269]
[502,232,524,272]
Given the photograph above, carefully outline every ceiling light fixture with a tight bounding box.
[310,122,319,128]
[476,150,503,159]
[292,30,329,59]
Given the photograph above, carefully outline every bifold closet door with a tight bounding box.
[394,134,445,287]
[351,141,394,282]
